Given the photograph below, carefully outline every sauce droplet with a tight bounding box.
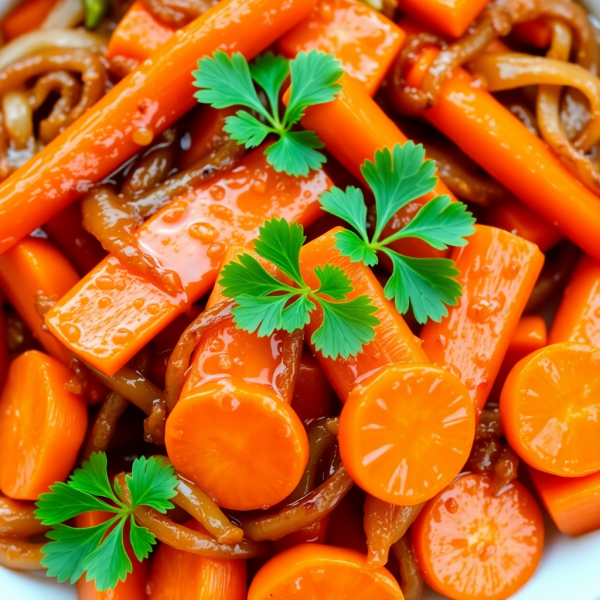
[189,222,219,243]
[133,126,154,146]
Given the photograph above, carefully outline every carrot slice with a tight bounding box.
[248,543,402,599]
[291,351,334,427]
[0,236,79,364]
[412,473,544,600]
[0,350,87,500]
[421,225,544,419]
[279,0,405,95]
[0,0,58,41]
[550,253,600,347]
[339,364,475,506]
[501,342,600,477]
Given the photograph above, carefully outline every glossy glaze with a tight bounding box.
[47,147,330,375]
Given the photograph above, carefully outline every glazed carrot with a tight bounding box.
[484,195,562,253]
[248,544,403,599]
[0,496,48,537]
[166,246,309,511]
[412,473,544,600]
[421,225,544,419]
[404,40,600,262]
[550,254,600,347]
[300,229,475,505]
[278,0,405,95]
[273,516,331,553]
[501,342,600,476]
[512,19,552,49]
[0,312,6,386]
[0,236,79,364]
[0,0,57,41]
[76,511,148,600]
[0,350,87,500]
[0,0,320,256]
[397,0,489,38]
[106,1,176,63]
[146,519,246,600]
[46,147,330,376]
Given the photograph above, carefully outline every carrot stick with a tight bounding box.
[46,147,330,376]
[0,0,58,41]
[0,236,79,364]
[549,254,600,347]
[0,350,87,500]
[278,0,405,95]
[420,225,544,419]
[0,0,320,256]
[404,40,600,262]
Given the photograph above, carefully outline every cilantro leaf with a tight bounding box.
[225,111,272,148]
[220,253,283,298]
[334,229,378,267]
[232,294,290,337]
[250,52,289,116]
[314,264,353,300]
[68,452,117,501]
[318,186,369,240]
[281,295,315,331]
[265,130,327,177]
[126,456,178,513]
[129,517,156,562]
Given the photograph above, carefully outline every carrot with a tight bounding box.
[500,342,600,477]
[273,516,331,553]
[301,228,475,506]
[278,0,405,95]
[420,225,544,419]
[396,0,489,38]
[46,146,330,376]
[76,511,148,600]
[403,40,600,262]
[0,350,87,500]
[0,0,58,41]
[411,473,544,600]
[549,254,600,347]
[146,518,246,600]
[0,0,320,256]
[512,19,552,49]
[484,195,562,253]
[248,543,403,599]
[106,1,176,63]
[0,312,7,386]
[0,236,79,364]
[166,246,309,511]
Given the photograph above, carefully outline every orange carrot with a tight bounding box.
[0,312,7,386]
[278,0,405,95]
[412,473,544,600]
[0,0,320,256]
[420,225,544,419]
[512,19,552,48]
[403,39,600,262]
[0,350,87,500]
[549,254,600,347]
[501,342,600,477]
[301,228,475,506]
[397,0,489,38]
[0,236,79,364]
[46,147,330,376]
[0,0,58,41]
[248,544,402,599]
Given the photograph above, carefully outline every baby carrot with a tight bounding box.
[0,236,79,364]
[248,544,402,599]
[291,351,334,428]
[0,350,87,500]
[0,0,320,255]
[501,342,600,477]
[0,0,58,41]
[301,228,475,506]
[278,0,405,95]
[549,254,600,347]
[420,225,544,419]
[46,147,330,376]
[412,473,544,600]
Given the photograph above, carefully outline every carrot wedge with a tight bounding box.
[46,147,330,376]
[0,0,320,255]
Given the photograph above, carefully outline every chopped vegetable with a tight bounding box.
[84,0,109,29]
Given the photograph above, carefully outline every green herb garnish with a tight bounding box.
[220,217,380,359]
[192,50,343,177]
[84,0,109,29]
[319,142,476,323]
[35,452,177,592]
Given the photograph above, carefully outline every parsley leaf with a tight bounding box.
[35,453,178,592]
[193,49,343,177]
[318,142,476,324]
[220,218,380,359]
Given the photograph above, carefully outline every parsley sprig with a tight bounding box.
[35,452,177,592]
[319,142,476,323]
[220,218,380,359]
[192,50,343,177]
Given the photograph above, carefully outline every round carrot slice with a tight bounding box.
[500,343,600,476]
[339,364,475,505]
[0,350,87,500]
[248,543,402,599]
[165,378,309,511]
[412,473,544,600]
